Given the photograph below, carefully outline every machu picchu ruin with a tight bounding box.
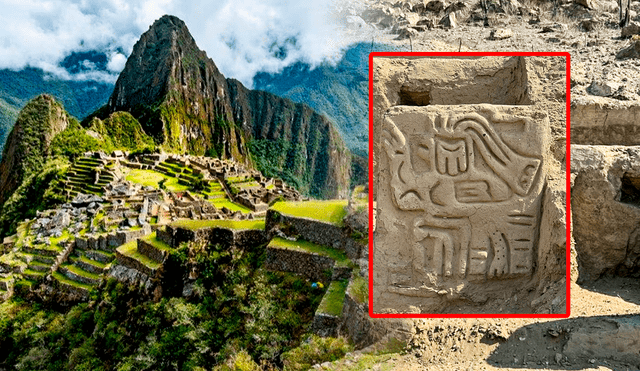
[0,149,373,342]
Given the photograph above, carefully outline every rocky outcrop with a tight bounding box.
[571,145,640,281]
[0,94,69,205]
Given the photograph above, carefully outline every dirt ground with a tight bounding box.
[317,278,640,370]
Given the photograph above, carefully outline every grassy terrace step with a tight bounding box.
[23,245,63,257]
[67,175,87,181]
[60,264,101,285]
[79,254,107,269]
[154,163,173,172]
[162,162,184,171]
[86,250,115,264]
[14,279,35,290]
[22,269,46,281]
[72,165,97,172]
[210,199,252,213]
[74,256,106,275]
[316,280,348,316]
[140,232,173,252]
[28,261,51,272]
[52,271,93,291]
[268,237,351,267]
[170,219,265,231]
[117,240,162,271]
[271,200,348,227]
[31,253,56,264]
[77,157,102,164]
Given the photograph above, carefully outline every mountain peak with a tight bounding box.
[152,14,188,30]
[107,14,203,114]
[0,94,69,204]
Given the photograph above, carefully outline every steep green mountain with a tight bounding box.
[252,42,397,159]
[99,16,247,160]
[0,95,70,205]
[228,80,351,198]
[89,15,351,198]
[0,68,113,153]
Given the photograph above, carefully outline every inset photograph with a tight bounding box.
[369,53,569,316]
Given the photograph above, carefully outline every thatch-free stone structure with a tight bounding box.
[372,56,568,314]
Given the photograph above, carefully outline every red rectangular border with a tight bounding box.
[367,52,571,319]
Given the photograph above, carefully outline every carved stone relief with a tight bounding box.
[375,104,548,304]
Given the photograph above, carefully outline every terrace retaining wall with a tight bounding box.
[266,209,364,260]
[265,245,335,281]
[115,250,157,277]
[137,239,169,263]
[162,225,267,249]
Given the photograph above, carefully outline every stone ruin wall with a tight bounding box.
[265,209,366,261]
[371,56,568,314]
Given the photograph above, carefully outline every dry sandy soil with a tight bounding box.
[317,279,640,370]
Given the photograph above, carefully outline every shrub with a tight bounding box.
[281,335,352,371]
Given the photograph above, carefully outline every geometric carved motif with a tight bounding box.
[380,105,546,297]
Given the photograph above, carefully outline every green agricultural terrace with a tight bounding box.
[271,200,348,226]
[124,168,189,192]
[170,219,265,231]
[268,237,352,267]
[123,167,251,213]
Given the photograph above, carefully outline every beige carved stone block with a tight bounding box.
[373,104,551,313]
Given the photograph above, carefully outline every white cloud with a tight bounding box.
[0,0,366,86]
[106,52,127,72]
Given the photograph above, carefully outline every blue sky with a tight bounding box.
[0,0,364,86]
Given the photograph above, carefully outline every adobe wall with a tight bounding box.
[371,56,567,314]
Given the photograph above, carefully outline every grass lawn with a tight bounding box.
[268,237,352,267]
[271,200,348,226]
[170,219,265,231]
[316,280,348,316]
[125,168,189,192]
[210,199,252,213]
